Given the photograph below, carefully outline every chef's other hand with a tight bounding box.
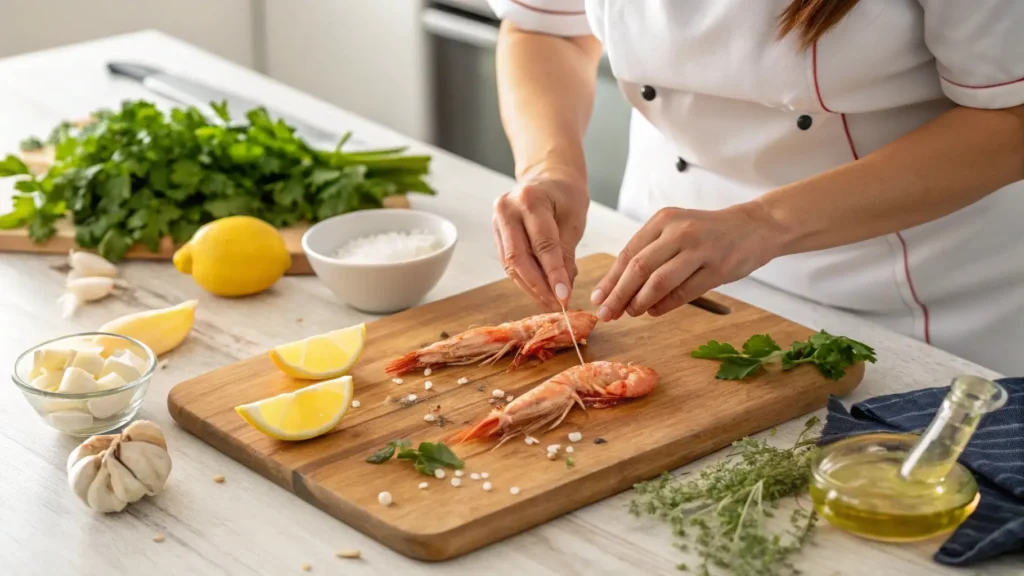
[591,203,778,320]
[493,174,589,310]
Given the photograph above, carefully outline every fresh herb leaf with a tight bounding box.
[692,330,876,381]
[630,417,823,575]
[365,439,412,464]
[716,356,765,380]
[565,456,575,469]
[365,439,462,477]
[0,155,30,177]
[690,340,740,360]
[19,136,44,151]
[741,334,781,358]
[0,195,36,229]
[0,99,435,260]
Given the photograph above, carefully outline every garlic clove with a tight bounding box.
[68,250,118,278]
[69,351,105,378]
[30,347,75,379]
[30,370,63,391]
[67,434,116,474]
[105,441,151,503]
[85,458,128,513]
[39,397,88,414]
[120,420,168,450]
[60,277,118,318]
[57,367,99,394]
[116,441,172,495]
[87,380,134,419]
[68,454,104,507]
[98,357,139,384]
[49,410,94,432]
[95,372,128,390]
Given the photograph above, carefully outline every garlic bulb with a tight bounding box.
[68,250,118,278]
[67,420,172,513]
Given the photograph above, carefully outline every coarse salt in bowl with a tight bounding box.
[302,209,457,313]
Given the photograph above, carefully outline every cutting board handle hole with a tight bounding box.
[689,296,731,315]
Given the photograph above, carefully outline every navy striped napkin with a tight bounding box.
[819,378,1024,566]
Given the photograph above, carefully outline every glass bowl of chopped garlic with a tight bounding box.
[11,332,156,436]
[302,209,458,313]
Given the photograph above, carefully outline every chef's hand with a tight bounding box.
[591,203,779,320]
[493,173,589,310]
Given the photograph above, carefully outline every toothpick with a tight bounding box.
[559,299,586,366]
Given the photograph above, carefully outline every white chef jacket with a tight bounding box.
[486,0,1024,375]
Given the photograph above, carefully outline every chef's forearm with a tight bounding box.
[755,105,1024,257]
[496,21,603,185]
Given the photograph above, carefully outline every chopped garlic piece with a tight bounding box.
[568,431,583,443]
[457,377,469,385]
[546,444,561,454]
[69,351,105,378]
[58,367,99,394]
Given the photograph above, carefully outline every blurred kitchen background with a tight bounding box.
[0,0,632,208]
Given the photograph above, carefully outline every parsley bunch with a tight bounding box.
[630,417,822,575]
[691,331,876,381]
[366,439,464,476]
[0,99,434,261]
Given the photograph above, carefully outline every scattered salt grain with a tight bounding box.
[434,469,446,479]
[378,491,392,506]
[481,472,489,479]
[407,393,417,402]
[568,431,583,443]
[333,229,443,264]
[482,481,492,492]
[424,381,433,391]
[351,400,361,408]
[423,414,435,422]
[525,436,538,445]
[424,368,432,376]
[510,487,520,495]
[457,377,469,385]
[451,477,462,487]
[505,394,513,402]
[546,452,557,460]
[546,444,561,454]
[470,472,481,480]
[418,482,429,490]
[393,378,404,384]
[455,470,464,478]
[492,389,505,398]
[565,446,574,454]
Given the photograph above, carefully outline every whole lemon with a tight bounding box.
[172,216,291,297]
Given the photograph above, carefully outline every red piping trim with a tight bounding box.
[940,74,1024,90]
[812,40,931,344]
[509,0,585,15]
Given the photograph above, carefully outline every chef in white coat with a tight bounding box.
[485,0,1024,374]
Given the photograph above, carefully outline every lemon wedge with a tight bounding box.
[235,375,354,441]
[269,324,366,379]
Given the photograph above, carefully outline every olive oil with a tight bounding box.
[811,375,1008,542]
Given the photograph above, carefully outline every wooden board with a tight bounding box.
[0,196,410,275]
[167,253,864,562]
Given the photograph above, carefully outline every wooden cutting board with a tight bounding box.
[167,253,864,562]
[0,196,410,275]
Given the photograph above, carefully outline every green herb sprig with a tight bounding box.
[0,99,434,261]
[366,439,464,476]
[691,330,876,381]
[630,417,822,575]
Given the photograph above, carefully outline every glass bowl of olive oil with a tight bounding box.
[810,432,980,542]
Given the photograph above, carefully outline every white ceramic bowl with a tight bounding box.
[302,209,458,313]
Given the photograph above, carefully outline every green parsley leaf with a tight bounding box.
[741,334,781,358]
[365,439,464,476]
[210,100,231,123]
[19,136,44,151]
[416,441,464,470]
[690,340,740,360]
[0,155,30,177]
[365,439,411,464]
[0,195,36,229]
[715,356,765,380]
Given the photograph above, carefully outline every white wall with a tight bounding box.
[0,0,256,67]
[263,0,431,141]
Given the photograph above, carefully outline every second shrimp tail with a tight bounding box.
[384,351,422,376]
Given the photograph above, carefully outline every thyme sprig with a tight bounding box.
[630,417,822,575]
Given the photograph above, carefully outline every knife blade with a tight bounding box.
[106,61,361,149]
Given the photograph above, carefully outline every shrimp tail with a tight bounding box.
[448,414,503,444]
[384,351,423,376]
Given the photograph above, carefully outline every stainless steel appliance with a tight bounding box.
[422,0,633,209]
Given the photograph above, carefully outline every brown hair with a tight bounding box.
[778,0,861,49]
